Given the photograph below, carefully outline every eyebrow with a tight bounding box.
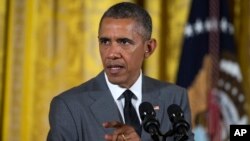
[117,38,135,44]
[98,36,135,43]
[98,37,110,41]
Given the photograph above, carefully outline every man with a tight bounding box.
[47,2,194,141]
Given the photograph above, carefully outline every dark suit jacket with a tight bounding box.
[47,71,194,141]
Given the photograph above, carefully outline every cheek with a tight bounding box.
[99,48,106,56]
[128,52,145,66]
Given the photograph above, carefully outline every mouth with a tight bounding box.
[106,64,124,74]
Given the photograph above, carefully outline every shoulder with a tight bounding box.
[58,77,96,98]
[51,72,107,107]
[143,75,186,93]
[142,75,188,103]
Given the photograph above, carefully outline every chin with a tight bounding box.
[107,77,126,87]
[108,78,122,85]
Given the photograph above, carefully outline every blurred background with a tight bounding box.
[0,0,249,141]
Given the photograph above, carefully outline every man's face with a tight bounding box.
[98,18,148,88]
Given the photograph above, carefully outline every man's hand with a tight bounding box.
[103,121,141,141]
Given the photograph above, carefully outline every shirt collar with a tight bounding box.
[104,71,142,100]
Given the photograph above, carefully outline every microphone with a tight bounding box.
[167,104,190,141]
[139,102,161,141]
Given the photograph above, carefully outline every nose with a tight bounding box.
[107,44,121,59]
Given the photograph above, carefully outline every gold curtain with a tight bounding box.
[0,0,131,141]
[0,0,6,130]
[0,0,249,141]
[232,0,250,117]
[143,0,191,82]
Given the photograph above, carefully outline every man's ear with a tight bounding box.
[144,39,157,58]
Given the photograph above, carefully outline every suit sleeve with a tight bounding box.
[47,96,79,141]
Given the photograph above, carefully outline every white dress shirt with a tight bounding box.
[104,72,142,123]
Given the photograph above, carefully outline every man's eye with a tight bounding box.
[118,39,132,45]
[120,40,129,44]
[99,39,110,45]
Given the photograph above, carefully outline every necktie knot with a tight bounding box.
[123,90,134,102]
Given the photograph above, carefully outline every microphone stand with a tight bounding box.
[161,129,174,141]
[151,134,160,141]
[148,127,162,141]
[150,128,188,141]
[149,128,174,141]
[161,129,188,141]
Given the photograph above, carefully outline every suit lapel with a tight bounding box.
[88,72,122,133]
[90,91,122,132]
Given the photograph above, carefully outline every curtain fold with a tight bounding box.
[232,0,250,118]
[1,0,130,141]
[0,0,7,139]
[143,0,191,82]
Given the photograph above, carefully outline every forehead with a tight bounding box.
[99,18,144,37]
[100,18,136,29]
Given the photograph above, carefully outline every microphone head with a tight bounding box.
[139,102,156,120]
[139,102,160,135]
[167,104,190,136]
[167,104,184,123]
